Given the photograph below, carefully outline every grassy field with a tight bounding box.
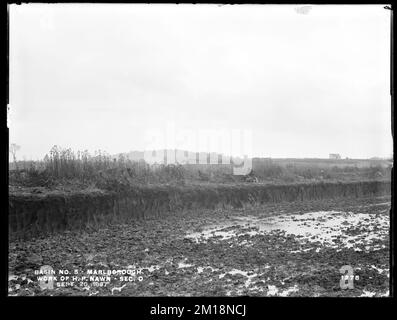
[9,146,392,192]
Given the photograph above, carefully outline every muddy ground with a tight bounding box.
[8,195,391,297]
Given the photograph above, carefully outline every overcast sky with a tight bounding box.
[9,4,392,160]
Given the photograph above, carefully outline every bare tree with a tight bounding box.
[9,143,20,170]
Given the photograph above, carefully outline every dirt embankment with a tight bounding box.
[9,180,391,239]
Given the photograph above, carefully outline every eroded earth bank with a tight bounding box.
[9,191,391,297]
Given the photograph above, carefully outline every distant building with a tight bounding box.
[329,153,341,160]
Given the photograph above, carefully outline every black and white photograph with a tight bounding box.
[7,3,393,300]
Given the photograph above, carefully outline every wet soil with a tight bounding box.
[8,196,391,297]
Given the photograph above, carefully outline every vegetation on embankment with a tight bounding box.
[9,180,391,240]
[9,145,392,188]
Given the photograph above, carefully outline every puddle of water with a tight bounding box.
[278,285,299,297]
[266,284,300,296]
[360,290,377,297]
[177,258,194,269]
[142,265,161,273]
[187,226,238,242]
[185,209,389,252]
[218,269,259,287]
[178,262,194,269]
[197,266,218,274]
[267,285,278,296]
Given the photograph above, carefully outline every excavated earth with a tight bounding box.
[8,194,391,297]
